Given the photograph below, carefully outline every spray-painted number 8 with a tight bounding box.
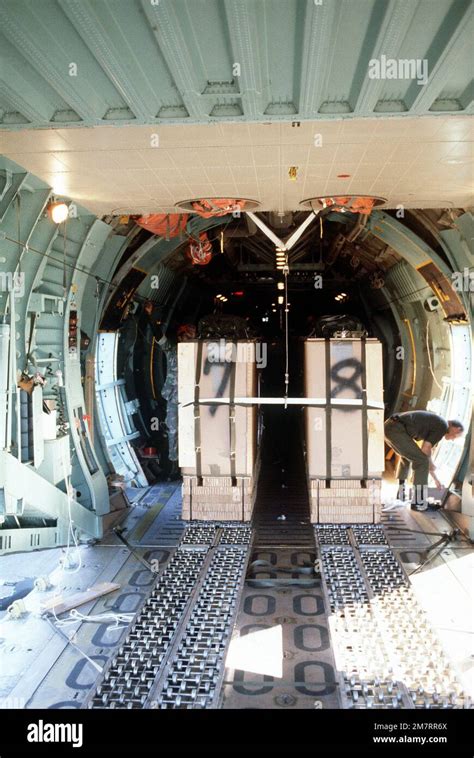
[330,358,362,398]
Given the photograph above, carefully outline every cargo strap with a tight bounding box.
[193,342,204,520]
[246,559,319,588]
[325,339,332,481]
[361,337,368,482]
[228,354,237,483]
[182,397,384,408]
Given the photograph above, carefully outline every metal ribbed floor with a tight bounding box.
[252,411,315,550]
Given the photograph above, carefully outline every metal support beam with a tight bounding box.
[0,171,26,223]
[409,3,473,113]
[0,67,53,123]
[246,211,285,249]
[246,211,318,252]
[0,5,101,122]
[0,450,103,537]
[298,0,340,116]
[353,0,418,114]
[224,0,262,118]
[285,211,318,251]
[141,0,205,120]
[59,0,153,121]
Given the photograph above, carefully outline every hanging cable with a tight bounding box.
[62,217,68,296]
[284,257,289,407]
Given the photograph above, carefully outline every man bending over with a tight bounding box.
[384,411,463,511]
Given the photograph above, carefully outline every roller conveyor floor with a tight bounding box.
[0,462,472,710]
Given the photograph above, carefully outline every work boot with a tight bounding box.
[410,501,428,512]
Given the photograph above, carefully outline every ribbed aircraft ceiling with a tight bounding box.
[0,0,472,215]
[0,0,472,129]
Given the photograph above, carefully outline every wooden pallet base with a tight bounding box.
[309,478,383,524]
[182,475,255,521]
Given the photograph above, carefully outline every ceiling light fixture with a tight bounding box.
[288,166,298,181]
[48,200,69,224]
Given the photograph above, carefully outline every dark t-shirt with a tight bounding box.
[395,411,448,444]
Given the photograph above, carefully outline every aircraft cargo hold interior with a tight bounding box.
[0,0,472,751]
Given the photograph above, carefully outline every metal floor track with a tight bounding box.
[82,447,472,711]
[3,477,471,711]
[85,523,252,709]
[252,415,315,550]
[221,433,341,708]
[314,524,472,710]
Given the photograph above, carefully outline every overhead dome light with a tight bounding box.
[49,200,69,224]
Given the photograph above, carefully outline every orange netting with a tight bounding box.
[187,231,213,265]
[191,198,247,218]
[136,213,188,238]
[323,196,376,215]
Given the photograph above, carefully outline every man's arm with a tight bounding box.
[421,441,442,488]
